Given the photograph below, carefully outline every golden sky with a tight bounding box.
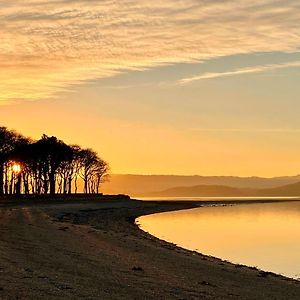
[1,1,300,176]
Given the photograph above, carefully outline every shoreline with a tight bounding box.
[133,199,300,281]
[0,197,299,299]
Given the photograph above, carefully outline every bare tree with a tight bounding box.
[78,149,109,194]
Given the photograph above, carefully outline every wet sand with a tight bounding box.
[0,197,299,299]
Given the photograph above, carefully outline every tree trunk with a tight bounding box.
[74,177,78,194]
[23,174,29,195]
[0,163,3,195]
[15,173,21,195]
[96,177,101,194]
[43,178,48,194]
[4,165,8,195]
[9,178,13,195]
[49,172,56,195]
[84,178,88,194]
[68,178,72,194]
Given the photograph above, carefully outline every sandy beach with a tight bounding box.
[0,197,299,299]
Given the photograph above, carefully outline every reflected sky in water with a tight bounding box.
[138,201,300,279]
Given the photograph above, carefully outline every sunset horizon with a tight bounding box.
[1,1,300,299]
[1,1,300,178]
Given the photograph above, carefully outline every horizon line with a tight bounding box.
[107,173,300,179]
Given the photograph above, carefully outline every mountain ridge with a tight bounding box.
[101,174,300,196]
[141,182,300,197]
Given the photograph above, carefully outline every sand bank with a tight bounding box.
[0,197,299,299]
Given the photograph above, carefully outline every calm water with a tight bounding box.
[136,196,299,201]
[138,201,300,279]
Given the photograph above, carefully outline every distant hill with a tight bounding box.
[259,182,300,196]
[101,174,300,196]
[141,185,254,197]
[141,182,300,197]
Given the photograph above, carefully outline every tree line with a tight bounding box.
[0,127,109,196]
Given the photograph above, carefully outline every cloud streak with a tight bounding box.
[0,1,300,103]
[190,128,300,133]
[178,60,300,84]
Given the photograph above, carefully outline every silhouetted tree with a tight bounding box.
[9,136,31,195]
[57,145,81,194]
[30,135,72,195]
[0,127,109,196]
[92,159,109,194]
[0,127,27,195]
[78,149,109,194]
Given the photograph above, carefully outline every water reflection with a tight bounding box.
[136,196,300,201]
[138,201,300,279]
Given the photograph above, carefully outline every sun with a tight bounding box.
[12,163,21,174]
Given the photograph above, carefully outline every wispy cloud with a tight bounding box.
[178,60,300,84]
[0,1,300,103]
[190,128,300,133]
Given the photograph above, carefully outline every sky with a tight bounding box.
[1,0,300,176]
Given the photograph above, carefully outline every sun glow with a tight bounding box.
[12,163,21,174]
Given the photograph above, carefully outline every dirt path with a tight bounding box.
[0,199,299,299]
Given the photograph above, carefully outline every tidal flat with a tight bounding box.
[0,196,299,299]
